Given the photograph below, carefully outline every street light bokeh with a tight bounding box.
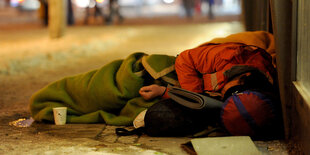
[0,0,242,30]
[10,0,40,10]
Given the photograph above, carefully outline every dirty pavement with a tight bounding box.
[0,22,290,154]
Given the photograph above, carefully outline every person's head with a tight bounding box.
[223,70,276,100]
[221,90,283,139]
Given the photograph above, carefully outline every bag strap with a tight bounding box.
[115,127,144,136]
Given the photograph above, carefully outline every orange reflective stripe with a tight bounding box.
[211,73,218,90]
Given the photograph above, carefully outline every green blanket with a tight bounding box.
[30,52,178,125]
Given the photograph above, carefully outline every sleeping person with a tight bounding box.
[30,31,279,130]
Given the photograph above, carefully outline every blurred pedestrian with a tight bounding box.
[105,0,123,24]
[67,0,74,25]
[38,0,48,26]
[38,0,74,26]
[84,0,106,25]
[201,0,214,19]
[194,0,202,15]
[5,0,10,7]
[182,0,195,19]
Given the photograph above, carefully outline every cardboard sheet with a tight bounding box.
[191,136,261,155]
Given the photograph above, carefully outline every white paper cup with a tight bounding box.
[53,107,67,125]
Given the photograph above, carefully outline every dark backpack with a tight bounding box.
[116,98,219,137]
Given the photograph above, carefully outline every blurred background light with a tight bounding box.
[10,0,40,10]
[1,0,241,29]
[10,0,20,7]
[96,0,105,3]
[74,0,90,8]
[163,0,174,4]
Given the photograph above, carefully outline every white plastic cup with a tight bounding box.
[53,107,67,125]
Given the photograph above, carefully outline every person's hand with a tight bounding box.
[139,84,166,100]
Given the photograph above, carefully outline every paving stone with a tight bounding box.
[32,123,106,139]
[96,125,119,142]
[138,135,192,155]
[101,125,120,134]
[99,134,118,143]
[117,135,139,144]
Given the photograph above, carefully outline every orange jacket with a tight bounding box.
[175,42,275,94]
[199,31,276,67]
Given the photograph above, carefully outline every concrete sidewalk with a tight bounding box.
[0,22,291,154]
[0,21,242,75]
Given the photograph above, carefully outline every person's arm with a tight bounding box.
[139,84,166,100]
[175,50,204,93]
[139,48,205,100]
